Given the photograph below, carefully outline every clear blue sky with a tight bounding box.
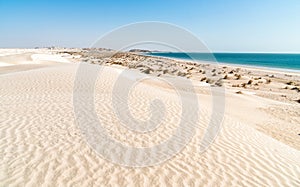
[1,0,300,52]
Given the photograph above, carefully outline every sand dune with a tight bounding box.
[0,50,71,75]
[0,50,299,186]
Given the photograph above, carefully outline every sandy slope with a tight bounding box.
[0,49,71,75]
[0,51,299,186]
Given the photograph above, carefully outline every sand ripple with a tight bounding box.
[0,63,299,186]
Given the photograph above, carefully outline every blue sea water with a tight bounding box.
[147,52,300,71]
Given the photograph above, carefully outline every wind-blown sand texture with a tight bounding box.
[0,49,299,186]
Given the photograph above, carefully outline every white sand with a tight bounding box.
[0,50,299,186]
[31,54,70,63]
[0,62,13,67]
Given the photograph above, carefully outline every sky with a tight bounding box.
[0,0,300,52]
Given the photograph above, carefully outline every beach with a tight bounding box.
[0,48,299,186]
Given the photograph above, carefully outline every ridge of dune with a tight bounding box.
[0,50,73,75]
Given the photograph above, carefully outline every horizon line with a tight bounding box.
[1,47,300,54]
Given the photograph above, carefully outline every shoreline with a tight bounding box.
[144,53,300,74]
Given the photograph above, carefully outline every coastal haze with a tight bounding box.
[1,0,300,186]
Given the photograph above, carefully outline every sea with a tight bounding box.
[147,52,300,71]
